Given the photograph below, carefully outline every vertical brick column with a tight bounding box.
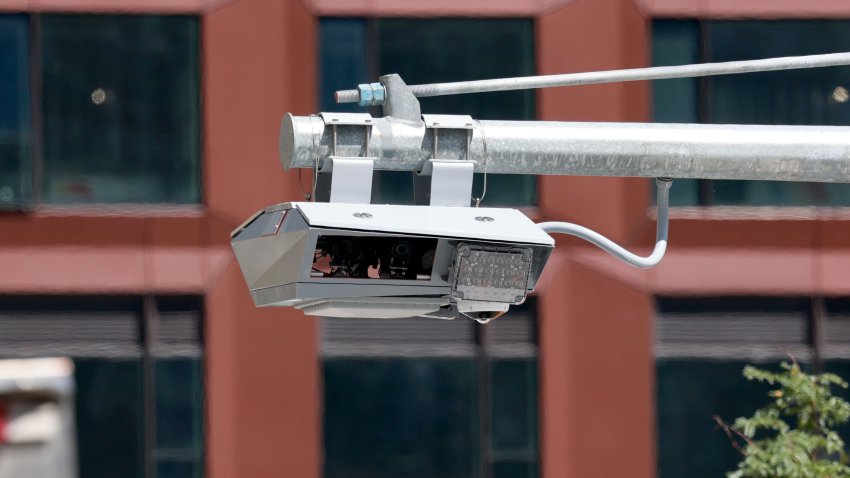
[537,1,656,477]
[204,0,319,476]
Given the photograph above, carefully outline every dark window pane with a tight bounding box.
[157,459,202,478]
[74,358,144,478]
[377,19,535,121]
[651,20,700,206]
[652,20,700,125]
[40,15,200,203]
[0,15,31,207]
[319,18,368,113]
[491,359,538,454]
[323,358,478,478]
[706,21,850,206]
[493,461,539,478]
[155,358,203,451]
[656,360,778,478]
[318,18,537,207]
[708,21,850,126]
[652,20,850,206]
[377,18,536,207]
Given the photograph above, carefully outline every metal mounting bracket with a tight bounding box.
[416,114,476,207]
[317,112,375,204]
[379,74,421,122]
[318,157,375,204]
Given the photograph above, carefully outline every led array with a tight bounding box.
[453,245,532,303]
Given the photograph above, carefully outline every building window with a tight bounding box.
[652,20,850,207]
[655,297,850,478]
[0,15,32,207]
[0,14,200,207]
[322,299,539,478]
[0,296,205,478]
[319,18,537,207]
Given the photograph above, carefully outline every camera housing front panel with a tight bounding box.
[231,202,554,319]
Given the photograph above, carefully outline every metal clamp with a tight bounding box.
[318,113,375,204]
[417,115,476,207]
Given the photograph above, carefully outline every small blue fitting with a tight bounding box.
[371,82,386,105]
[357,84,373,106]
[357,82,386,107]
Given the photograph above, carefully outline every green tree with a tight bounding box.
[716,361,850,478]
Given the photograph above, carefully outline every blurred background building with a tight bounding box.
[1,0,850,477]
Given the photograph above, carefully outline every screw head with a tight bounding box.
[475,216,494,223]
[353,212,373,219]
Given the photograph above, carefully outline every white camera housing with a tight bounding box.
[231,201,554,321]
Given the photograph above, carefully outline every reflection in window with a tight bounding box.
[652,20,850,206]
[0,296,204,478]
[319,18,537,207]
[40,15,200,203]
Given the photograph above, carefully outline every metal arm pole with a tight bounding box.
[281,114,850,183]
[335,52,850,105]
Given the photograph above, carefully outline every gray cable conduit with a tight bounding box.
[537,178,672,269]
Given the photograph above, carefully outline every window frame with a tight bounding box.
[654,295,850,478]
[0,13,202,210]
[318,16,540,209]
[320,298,541,478]
[0,294,205,478]
[651,19,850,208]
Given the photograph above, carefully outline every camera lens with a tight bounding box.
[420,249,435,270]
[391,241,412,258]
[332,239,357,259]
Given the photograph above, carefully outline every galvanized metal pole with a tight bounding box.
[281,114,850,183]
[335,52,850,105]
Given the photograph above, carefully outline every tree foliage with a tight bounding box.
[717,361,850,478]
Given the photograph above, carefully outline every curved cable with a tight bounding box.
[537,178,672,269]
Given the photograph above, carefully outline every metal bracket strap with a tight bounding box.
[418,114,476,207]
[318,112,375,204]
